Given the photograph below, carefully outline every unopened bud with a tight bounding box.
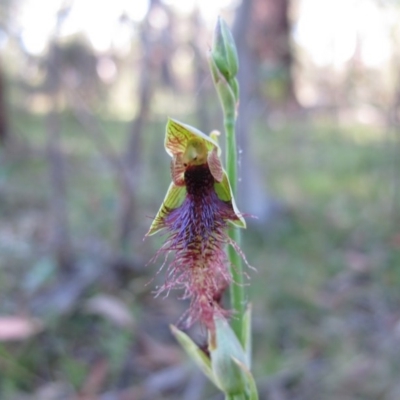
[208,54,237,114]
[211,17,239,81]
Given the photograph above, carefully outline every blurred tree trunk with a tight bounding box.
[117,0,173,249]
[45,43,73,271]
[117,23,153,249]
[387,54,400,227]
[234,0,297,108]
[0,62,8,143]
[233,0,292,224]
[191,9,211,132]
[251,0,297,107]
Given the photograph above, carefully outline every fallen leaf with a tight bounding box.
[0,316,43,341]
[390,233,400,248]
[84,294,134,328]
[79,359,109,399]
[345,250,369,272]
[136,334,182,369]
[34,382,75,400]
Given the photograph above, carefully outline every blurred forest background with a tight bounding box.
[1,0,400,399]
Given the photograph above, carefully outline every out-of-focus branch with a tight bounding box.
[119,0,172,249]
[68,90,129,183]
[119,20,153,249]
[45,77,73,271]
[0,60,8,144]
[66,89,139,253]
[232,0,283,225]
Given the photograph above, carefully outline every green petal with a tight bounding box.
[170,156,185,186]
[165,118,221,157]
[214,171,246,228]
[208,146,224,182]
[146,183,186,236]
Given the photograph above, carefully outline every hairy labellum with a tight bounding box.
[155,163,239,331]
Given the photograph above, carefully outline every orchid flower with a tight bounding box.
[147,118,246,335]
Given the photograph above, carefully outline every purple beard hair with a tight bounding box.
[155,163,240,331]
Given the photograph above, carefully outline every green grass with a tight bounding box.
[244,120,400,396]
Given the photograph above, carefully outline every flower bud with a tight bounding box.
[211,17,239,81]
[208,54,237,115]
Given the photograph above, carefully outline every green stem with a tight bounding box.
[226,393,248,400]
[224,112,246,346]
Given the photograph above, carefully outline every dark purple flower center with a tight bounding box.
[166,164,236,250]
[185,163,215,198]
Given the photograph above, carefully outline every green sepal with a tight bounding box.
[165,118,221,157]
[170,325,222,390]
[146,183,186,236]
[214,171,246,228]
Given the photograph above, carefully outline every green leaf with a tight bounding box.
[170,325,221,390]
[210,316,248,395]
[231,357,259,400]
[146,183,186,236]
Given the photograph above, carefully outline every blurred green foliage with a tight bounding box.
[1,108,400,399]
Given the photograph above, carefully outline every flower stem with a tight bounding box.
[224,111,246,346]
[209,18,258,398]
[226,394,247,400]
